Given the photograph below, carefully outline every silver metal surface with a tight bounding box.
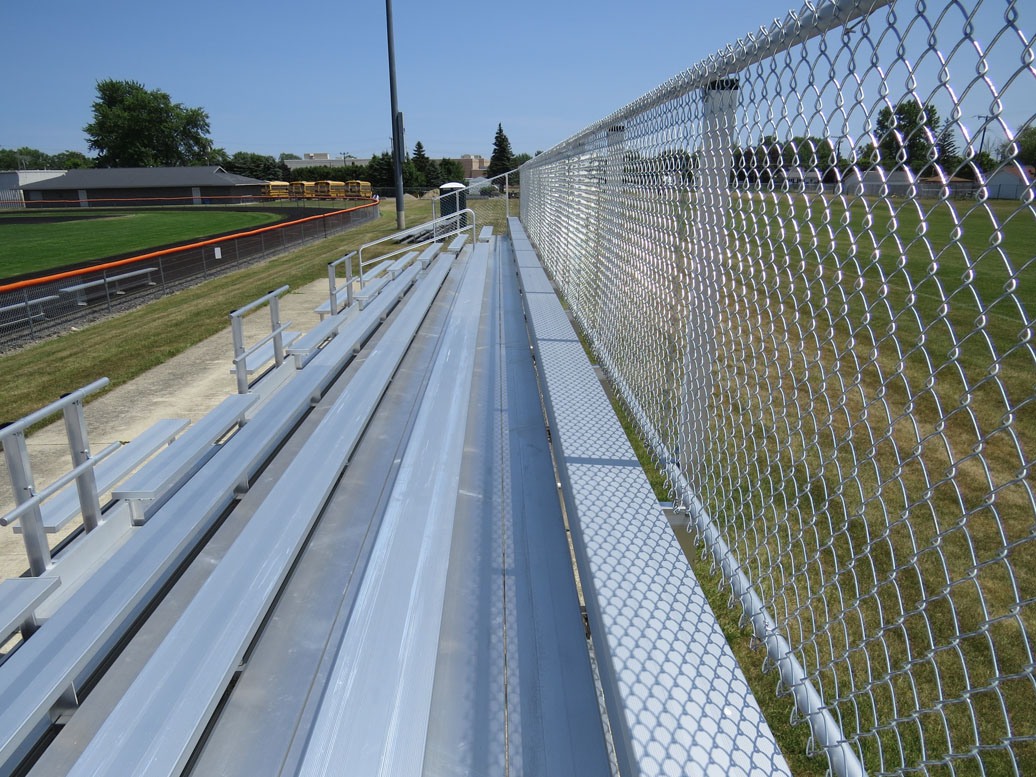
[60,252,458,777]
[295,244,489,777]
[0,256,448,777]
[519,1,1036,773]
[0,577,60,644]
[512,218,792,777]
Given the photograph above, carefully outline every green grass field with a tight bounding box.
[0,209,283,278]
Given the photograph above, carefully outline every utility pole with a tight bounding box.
[385,0,405,229]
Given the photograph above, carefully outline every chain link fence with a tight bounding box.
[520,0,1034,774]
[0,204,379,352]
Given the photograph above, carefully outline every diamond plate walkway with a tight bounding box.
[0,223,789,777]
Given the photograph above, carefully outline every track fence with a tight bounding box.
[0,202,379,351]
[520,0,1034,774]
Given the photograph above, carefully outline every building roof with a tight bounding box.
[20,166,265,190]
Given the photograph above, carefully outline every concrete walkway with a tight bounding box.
[0,279,331,580]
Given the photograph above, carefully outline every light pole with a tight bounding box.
[385,0,405,229]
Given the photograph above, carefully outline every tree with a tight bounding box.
[936,119,961,173]
[411,141,440,192]
[995,126,1036,166]
[279,152,301,161]
[84,79,215,167]
[874,100,940,173]
[367,152,395,189]
[224,151,281,181]
[439,158,465,183]
[487,123,515,179]
[50,150,94,169]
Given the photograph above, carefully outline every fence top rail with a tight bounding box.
[0,377,109,441]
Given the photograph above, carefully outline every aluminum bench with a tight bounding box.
[477,225,493,242]
[59,267,157,306]
[0,253,458,777]
[112,394,259,525]
[443,234,468,253]
[58,252,460,777]
[6,418,189,535]
[295,243,489,776]
[0,578,60,647]
[0,295,60,327]
[229,330,301,376]
[506,217,792,777]
[287,305,359,369]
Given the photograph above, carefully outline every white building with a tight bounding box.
[984,164,1034,200]
[0,170,66,208]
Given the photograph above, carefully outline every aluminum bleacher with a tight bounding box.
[0,218,786,777]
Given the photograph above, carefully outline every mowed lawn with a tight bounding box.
[0,209,282,278]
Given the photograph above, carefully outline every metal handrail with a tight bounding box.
[0,442,122,528]
[357,210,476,287]
[0,378,110,442]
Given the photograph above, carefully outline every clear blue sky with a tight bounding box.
[4,0,814,161]
[4,1,1031,162]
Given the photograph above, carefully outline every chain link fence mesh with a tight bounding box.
[520,1,1034,774]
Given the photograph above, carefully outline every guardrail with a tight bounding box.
[229,287,293,394]
[0,378,111,575]
[519,0,1035,774]
[356,209,475,286]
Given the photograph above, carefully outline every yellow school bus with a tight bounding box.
[314,180,346,199]
[344,180,374,199]
[261,181,290,199]
[289,181,316,199]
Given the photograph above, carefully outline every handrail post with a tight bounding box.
[2,430,51,575]
[270,295,285,367]
[327,262,338,317]
[231,312,248,394]
[62,398,102,532]
[345,254,354,308]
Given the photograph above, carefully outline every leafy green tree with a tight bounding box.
[438,158,465,184]
[995,126,1036,166]
[874,100,940,173]
[224,151,281,180]
[84,79,215,167]
[487,123,515,179]
[367,152,395,189]
[279,152,301,161]
[50,150,94,169]
[0,146,53,169]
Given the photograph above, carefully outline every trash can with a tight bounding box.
[439,182,467,228]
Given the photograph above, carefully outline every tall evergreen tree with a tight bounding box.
[411,141,439,190]
[487,123,515,179]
